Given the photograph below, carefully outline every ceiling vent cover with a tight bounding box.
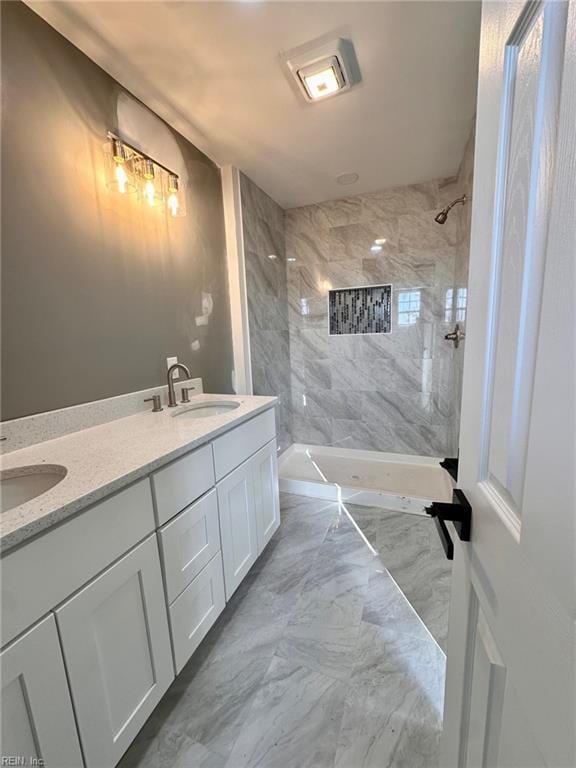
[284,37,360,103]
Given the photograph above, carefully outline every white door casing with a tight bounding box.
[442,2,575,767]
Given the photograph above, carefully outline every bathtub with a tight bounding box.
[279,443,453,515]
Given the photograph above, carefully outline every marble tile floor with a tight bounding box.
[119,493,450,768]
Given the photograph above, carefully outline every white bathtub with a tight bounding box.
[279,443,453,515]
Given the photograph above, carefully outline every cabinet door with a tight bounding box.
[253,439,281,551]
[217,460,258,599]
[56,535,174,768]
[1,614,83,768]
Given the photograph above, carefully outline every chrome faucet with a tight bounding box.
[167,363,191,407]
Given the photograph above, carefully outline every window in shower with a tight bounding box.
[397,290,421,325]
[456,287,468,321]
[328,285,391,334]
[444,287,468,323]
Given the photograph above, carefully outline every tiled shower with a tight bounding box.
[241,130,473,458]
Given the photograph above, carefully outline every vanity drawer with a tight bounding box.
[151,444,215,526]
[169,552,226,674]
[1,479,155,647]
[212,408,276,481]
[158,489,221,603]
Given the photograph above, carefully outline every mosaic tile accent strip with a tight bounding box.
[329,285,392,335]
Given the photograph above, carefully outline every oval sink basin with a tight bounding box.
[172,401,240,420]
[0,465,67,513]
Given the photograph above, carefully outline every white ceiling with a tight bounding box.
[27,1,481,209]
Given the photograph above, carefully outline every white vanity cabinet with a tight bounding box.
[55,535,174,768]
[0,614,83,768]
[0,404,280,768]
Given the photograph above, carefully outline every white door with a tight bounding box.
[56,535,174,768]
[217,459,259,599]
[442,2,575,766]
[253,439,281,551]
[0,614,83,768]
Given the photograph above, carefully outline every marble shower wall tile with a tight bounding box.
[240,174,291,452]
[285,167,475,457]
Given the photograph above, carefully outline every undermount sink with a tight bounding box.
[0,465,67,513]
[172,401,240,420]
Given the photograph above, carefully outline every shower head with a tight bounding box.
[434,194,467,225]
[434,210,449,225]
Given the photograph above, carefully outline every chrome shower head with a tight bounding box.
[434,194,467,225]
[434,210,449,225]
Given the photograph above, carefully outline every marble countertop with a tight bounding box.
[0,394,277,554]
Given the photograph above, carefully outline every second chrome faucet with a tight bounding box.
[167,363,191,407]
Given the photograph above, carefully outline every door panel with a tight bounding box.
[56,535,174,768]
[442,1,575,766]
[0,614,83,768]
[217,459,258,599]
[464,607,506,768]
[486,0,566,514]
[253,440,280,550]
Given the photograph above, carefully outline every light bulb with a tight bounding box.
[144,179,155,207]
[115,163,128,194]
[167,192,179,217]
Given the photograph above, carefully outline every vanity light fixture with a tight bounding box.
[103,132,186,218]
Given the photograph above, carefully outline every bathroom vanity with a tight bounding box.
[0,393,279,768]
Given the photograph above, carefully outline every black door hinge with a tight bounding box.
[425,489,472,561]
[440,457,459,482]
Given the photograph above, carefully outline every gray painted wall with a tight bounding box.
[240,173,292,452]
[1,2,234,420]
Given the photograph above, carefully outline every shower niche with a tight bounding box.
[328,284,392,335]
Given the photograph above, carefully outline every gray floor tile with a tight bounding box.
[334,623,444,768]
[276,554,368,680]
[225,656,347,768]
[120,492,449,768]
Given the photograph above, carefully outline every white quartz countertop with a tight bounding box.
[0,394,277,554]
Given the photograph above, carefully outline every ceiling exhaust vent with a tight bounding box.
[284,37,360,104]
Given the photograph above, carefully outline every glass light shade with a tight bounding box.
[165,173,186,218]
[135,158,164,207]
[103,140,136,194]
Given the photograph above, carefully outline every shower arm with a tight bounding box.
[445,194,467,213]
